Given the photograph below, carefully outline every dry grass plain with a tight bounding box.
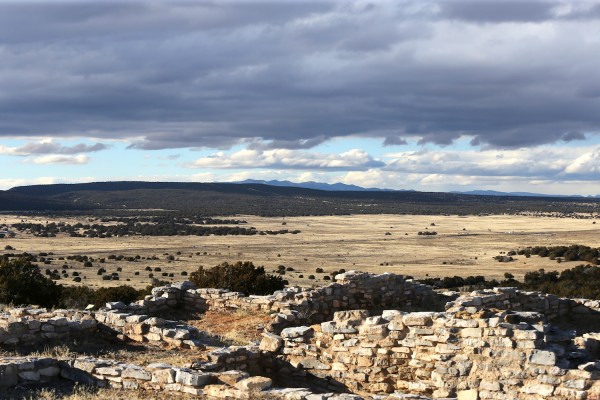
[2,213,600,289]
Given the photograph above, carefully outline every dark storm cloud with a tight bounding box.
[562,132,587,142]
[1,1,600,150]
[383,136,408,146]
[440,1,554,22]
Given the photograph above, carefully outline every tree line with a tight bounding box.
[11,221,299,238]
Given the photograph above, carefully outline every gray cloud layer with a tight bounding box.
[1,1,599,150]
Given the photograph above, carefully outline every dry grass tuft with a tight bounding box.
[30,344,73,359]
[189,309,272,346]
[18,386,196,400]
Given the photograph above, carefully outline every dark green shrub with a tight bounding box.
[92,285,140,308]
[0,258,61,308]
[59,286,96,308]
[189,261,285,295]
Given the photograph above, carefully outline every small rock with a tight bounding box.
[235,376,272,391]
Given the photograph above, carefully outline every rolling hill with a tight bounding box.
[2,181,599,216]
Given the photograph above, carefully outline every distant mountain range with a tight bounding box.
[234,179,395,192]
[452,190,599,198]
[236,179,598,198]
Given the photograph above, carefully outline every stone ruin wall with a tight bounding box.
[0,353,364,400]
[4,272,600,399]
[0,308,97,347]
[138,271,449,328]
[447,287,600,329]
[275,309,600,399]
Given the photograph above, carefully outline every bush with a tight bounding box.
[59,286,97,308]
[91,285,141,308]
[189,261,286,295]
[0,258,62,308]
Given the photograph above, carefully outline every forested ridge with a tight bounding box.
[3,181,600,216]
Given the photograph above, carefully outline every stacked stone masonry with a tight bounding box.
[4,272,600,399]
[0,355,369,399]
[276,309,600,399]
[0,308,97,346]
[136,271,449,330]
[447,287,600,324]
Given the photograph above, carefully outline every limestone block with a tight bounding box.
[60,365,98,385]
[529,350,556,366]
[300,358,331,370]
[151,368,175,384]
[457,389,478,400]
[260,332,283,352]
[175,369,210,387]
[122,379,139,390]
[105,302,126,310]
[480,380,501,391]
[235,376,272,391]
[333,310,369,326]
[281,326,313,339]
[461,328,483,338]
[18,370,40,381]
[388,316,405,331]
[95,366,122,376]
[121,366,152,381]
[39,366,60,377]
[218,370,249,386]
[554,386,588,400]
[521,382,555,396]
[402,312,436,326]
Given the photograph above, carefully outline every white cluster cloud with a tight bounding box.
[384,147,576,177]
[191,148,383,170]
[189,145,600,182]
[29,155,89,165]
[564,148,600,175]
[0,139,106,164]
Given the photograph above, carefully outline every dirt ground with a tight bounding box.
[2,213,600,288]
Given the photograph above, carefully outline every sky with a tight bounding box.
[1,1,600,195]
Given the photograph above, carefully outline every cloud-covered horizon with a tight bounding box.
[2,1,600,194]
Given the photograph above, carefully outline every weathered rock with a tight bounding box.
[281,326,313,339]
[260,333,283,352]
[0,364,18,387]
[235,376,272,391]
